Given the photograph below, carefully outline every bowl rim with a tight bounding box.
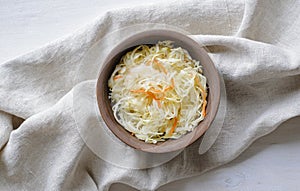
[96,29,221,153]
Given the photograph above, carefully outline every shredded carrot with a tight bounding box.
[171,78,175,87]
[201,100,207,117]
[146,58,168,74]
[195,76,205,93]
[169,117,178,135]
[154,59,167,74]
[156,100,162,108]
[148,88,165,100]
[163,78,175,92]
[147,91,163,100]
[131,88,165,101]
[164,86,172,91]
[146,91,156,99]
[130,88,146,93]
[113,75,122,80]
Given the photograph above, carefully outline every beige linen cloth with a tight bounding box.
[1,0,299,190]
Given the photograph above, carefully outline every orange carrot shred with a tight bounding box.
[113,75,122,80]
[171,78,175,87]
[201,100,207,117]
[131,87,165,107]
[156,100,162,108]
[164,86,172,92]
[169,117,178,135]
[154,59,167,74]
[130,88,146,93]
[163,78,175,92]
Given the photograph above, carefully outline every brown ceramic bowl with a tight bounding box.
[96,29,220,153]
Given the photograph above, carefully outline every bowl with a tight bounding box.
[96,29,220,153]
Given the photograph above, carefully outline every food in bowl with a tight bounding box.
[108,41,208,144]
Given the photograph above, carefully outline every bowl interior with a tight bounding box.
[96,30,220,153]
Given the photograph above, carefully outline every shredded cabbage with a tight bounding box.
[108,41,207,143]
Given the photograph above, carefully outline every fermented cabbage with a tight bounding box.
[108,41,207,143]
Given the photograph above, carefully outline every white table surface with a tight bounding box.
[1,1,299,190]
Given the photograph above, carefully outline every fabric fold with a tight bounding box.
[0,111,13,150]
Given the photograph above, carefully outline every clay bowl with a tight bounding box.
[96,29,220,153]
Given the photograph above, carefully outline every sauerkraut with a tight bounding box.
[108,41,207,143]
